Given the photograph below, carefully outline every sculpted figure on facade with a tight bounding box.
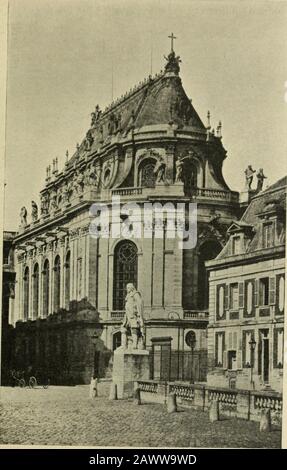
[120,283,145,350]
[74,170,85,194]
[40,193,49,215]
[85,130,94,151]
[31,200,38,222]
[85,164,99,188]
[244,165,256,190]
[49,188,58,211]
[175,158,184,182]
[20,206,27,227]
[154,158,166,183]
[256,168,267,192]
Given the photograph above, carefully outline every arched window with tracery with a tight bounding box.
[64,251,70,310]
[138,158,156,188]
[42,259,50,317]
[23,266,30,320]
[113,240,138,311]
[53,255,61,312]
[32,263,39,319]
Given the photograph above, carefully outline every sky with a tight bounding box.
[3,0,287,230]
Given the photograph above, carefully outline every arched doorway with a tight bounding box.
[197,240,222,309]
[113,240,138,311]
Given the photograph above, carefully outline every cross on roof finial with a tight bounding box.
[168,32,177,52]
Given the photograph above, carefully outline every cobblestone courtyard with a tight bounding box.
[0,382,281,448]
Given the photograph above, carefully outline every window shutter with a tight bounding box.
[254,280,259,306]
[239,282,244,308]
[269,277,276,305]
[223,350,227,369]
[224,284,229,311]
[273,329,278,368]
[216,285,220,318]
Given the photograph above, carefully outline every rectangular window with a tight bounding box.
[259,277,269,306]
[227,350,237,370]
[263,223,273,248]
[274,328,284,368]
[232,236,241,255]
[230,283,239,310]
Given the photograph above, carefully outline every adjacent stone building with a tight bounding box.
[10,46,240,383]
[206,177,286,392]
[1,231,16,384]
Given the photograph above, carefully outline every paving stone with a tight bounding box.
[0,383,281,448]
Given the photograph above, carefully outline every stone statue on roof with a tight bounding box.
[20,206,27,227]
[164,50,181,74]
[244,165,256,190]
[91,105,102,127]
[40,193,49,215]
[31,201,38,222]
[256,168,267,192]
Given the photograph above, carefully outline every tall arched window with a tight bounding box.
[42,259,50,317]
[32,263,39,319]
[113,240,138,311]
[53,255,61,312]
[23,266,30,320]
[64,251,70,310]
[138,158,156,188]
[183,160,198,196]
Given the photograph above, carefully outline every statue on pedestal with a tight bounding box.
[244,165,256,189]
[20,206,27,227]
[120,283,145,350]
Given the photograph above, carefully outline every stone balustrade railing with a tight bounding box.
[136,380,282,425]
[111,187,143,197]
[110,310,125,320]
[169,383,195,401]
[183,310,209,320]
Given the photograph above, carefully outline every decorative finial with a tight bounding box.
[168,32,177,52]
[207,111,211,129]
[76,143,80,152]
[65,150,69,166]
[217,121,222,139]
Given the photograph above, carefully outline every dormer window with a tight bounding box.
[263,222,274,248]
[232,235,241,255]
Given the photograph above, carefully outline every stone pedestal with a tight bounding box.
[112,347,150,399]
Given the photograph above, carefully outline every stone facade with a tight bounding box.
[10,48,240,383]
[206,177,286,392]
[1,231,16,384]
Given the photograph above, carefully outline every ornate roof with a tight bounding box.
[66,50,206,168]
